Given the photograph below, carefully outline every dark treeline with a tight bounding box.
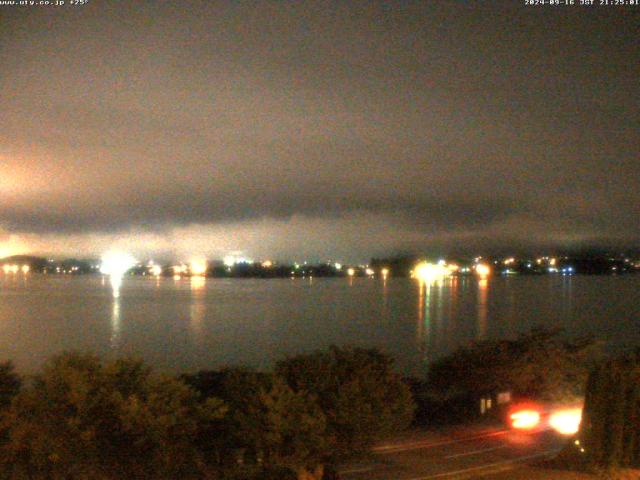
[0,347,414,480]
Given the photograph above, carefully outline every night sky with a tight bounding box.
[1,1,638,262]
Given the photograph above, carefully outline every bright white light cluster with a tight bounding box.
[100,252,136,276]
[223,255,253,267]
[189,259,207,276]
[411,262,451,282]
[2,264,28,274]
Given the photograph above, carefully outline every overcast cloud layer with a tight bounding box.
[1,1,638,261]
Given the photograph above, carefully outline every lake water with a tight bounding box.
[0,274,638,376]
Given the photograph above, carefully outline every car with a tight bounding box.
[508,401,583,436]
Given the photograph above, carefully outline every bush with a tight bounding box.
[276,346,415,460]
[427,327,598,405]
[0,352,225,479]
[186,368,329,480]
[0,347,415,479]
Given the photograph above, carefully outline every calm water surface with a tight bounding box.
[0,274,638,375]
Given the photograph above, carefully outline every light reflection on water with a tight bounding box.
[477,278,488,340]
[109,275,123,348]
[189,276,206,340]
[111,298,121,348]
[0,274,639,376]
[416,277,464,367]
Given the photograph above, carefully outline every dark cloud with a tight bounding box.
[0,184,527,233]
[0,1,638,259]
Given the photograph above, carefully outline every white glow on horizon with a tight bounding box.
[190,259,207,276]
[100,251,136,277]
[173,264,187,275]
[411,261,450,282]
[475,263,491,277]
[227,255,252,266]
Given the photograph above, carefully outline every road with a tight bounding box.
[340,425,567,480]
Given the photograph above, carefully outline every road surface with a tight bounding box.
[340,425,567,479]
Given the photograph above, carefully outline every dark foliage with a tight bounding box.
[185,368,329,480]
[0,362,20,410]
[0,352,225,480]
[577,352,640,469]
[0,347,415,479]
[276,346,415,460]
[427,327,599,405]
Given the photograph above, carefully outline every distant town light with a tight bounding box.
[150,265,162,276]
[261,260,273,268]
[173,264,187,275]
[381,268,389,277]
[365,268,374,276]
[21,265,30,274]
[100,252,136,277]
[189,259,207,276]
[412,262,450,282]
[347,268,355,277]
[475,264,491,277]
[224,255,253,267]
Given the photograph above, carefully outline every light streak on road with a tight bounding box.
[373,430,508,454]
